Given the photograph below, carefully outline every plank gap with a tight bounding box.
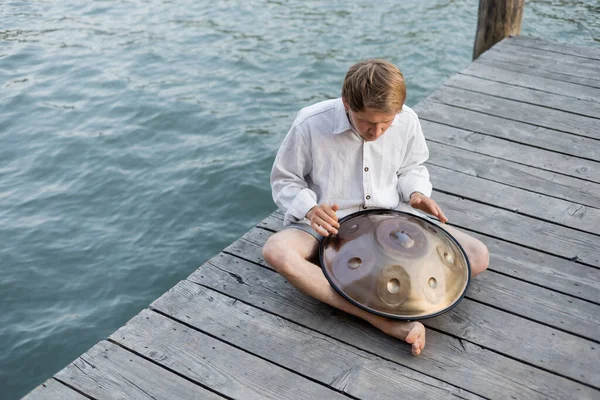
[49,378,95,400]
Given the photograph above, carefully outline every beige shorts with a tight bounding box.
[284,222,323,241]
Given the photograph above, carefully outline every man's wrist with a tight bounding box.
[410,191,426,200]
[305,205,317,219]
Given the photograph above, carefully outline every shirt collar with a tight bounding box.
[332,98,353,135]
[332,98,402,135]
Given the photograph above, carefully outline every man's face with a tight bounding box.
[345,104,397,142]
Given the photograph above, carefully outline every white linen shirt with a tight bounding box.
[271,98,433,226]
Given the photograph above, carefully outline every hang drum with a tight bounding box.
[320,210,471,320]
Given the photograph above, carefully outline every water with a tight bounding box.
[1,0,598,397]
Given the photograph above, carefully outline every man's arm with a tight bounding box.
[396,114,448,223]
[396,115,432,202]
[270,123,318,225]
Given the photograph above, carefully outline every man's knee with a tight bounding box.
[262,235,282,268]
[263,229,319,275]
[470,240,489,276]
[262,233,296,275]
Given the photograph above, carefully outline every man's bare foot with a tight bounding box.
[380,320,426,355]
[405,322,426,355]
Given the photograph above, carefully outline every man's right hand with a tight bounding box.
[306,204,340,236]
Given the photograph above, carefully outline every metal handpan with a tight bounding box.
[319,209,471,320]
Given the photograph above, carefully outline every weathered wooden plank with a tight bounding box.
[492,41,600,81]
[427,86,600,140]
[418,118,600,182]
[506,36,600,61]
[257,211,284,231]
[427,301,600,387]
[110,310,350,400]
[229,226,600,343]
[478,50,600,89]
[433,191,600,267]
[467,272,600,342]
[459,61,600,104]
[258,211,600,304]
[23,379,87,400]
[443,73,600,119]
[427,164,600,235]
[426,141,600,209]
[187,255,600,399]
[480,232,600,304]
[150,280,483,400]
[54,340,225,400]
[417,101,599,162]
[470,231,600,304]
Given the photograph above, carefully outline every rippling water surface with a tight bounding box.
[1,0,598,397]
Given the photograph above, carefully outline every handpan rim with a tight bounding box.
[318,209,472,320]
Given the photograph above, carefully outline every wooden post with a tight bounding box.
[473,0,525,60]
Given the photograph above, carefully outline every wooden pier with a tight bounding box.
[25,36,600,400]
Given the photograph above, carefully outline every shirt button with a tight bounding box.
[364,167,369,172]
[366,195,371,200]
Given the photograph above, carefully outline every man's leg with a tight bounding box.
[262,228,426,355]
[442,225,490,277]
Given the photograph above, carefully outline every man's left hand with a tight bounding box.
[409,192,448,223]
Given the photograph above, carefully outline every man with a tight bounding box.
[262,59,489,355]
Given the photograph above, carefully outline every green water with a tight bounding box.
[1,0,598,397]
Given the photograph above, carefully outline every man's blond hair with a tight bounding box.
[341,59,406,114]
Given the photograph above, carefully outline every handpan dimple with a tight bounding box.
[423,274,444,305]
[337,214,374,241]
[428,277,438,289]
[330,242,376,287]
[320,210,470,320]
[375,218,429,258]
[437,244,457,270]
[375,264,411,308]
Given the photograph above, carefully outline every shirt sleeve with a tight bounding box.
[270,122,318,226]
[396,114,433,202]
